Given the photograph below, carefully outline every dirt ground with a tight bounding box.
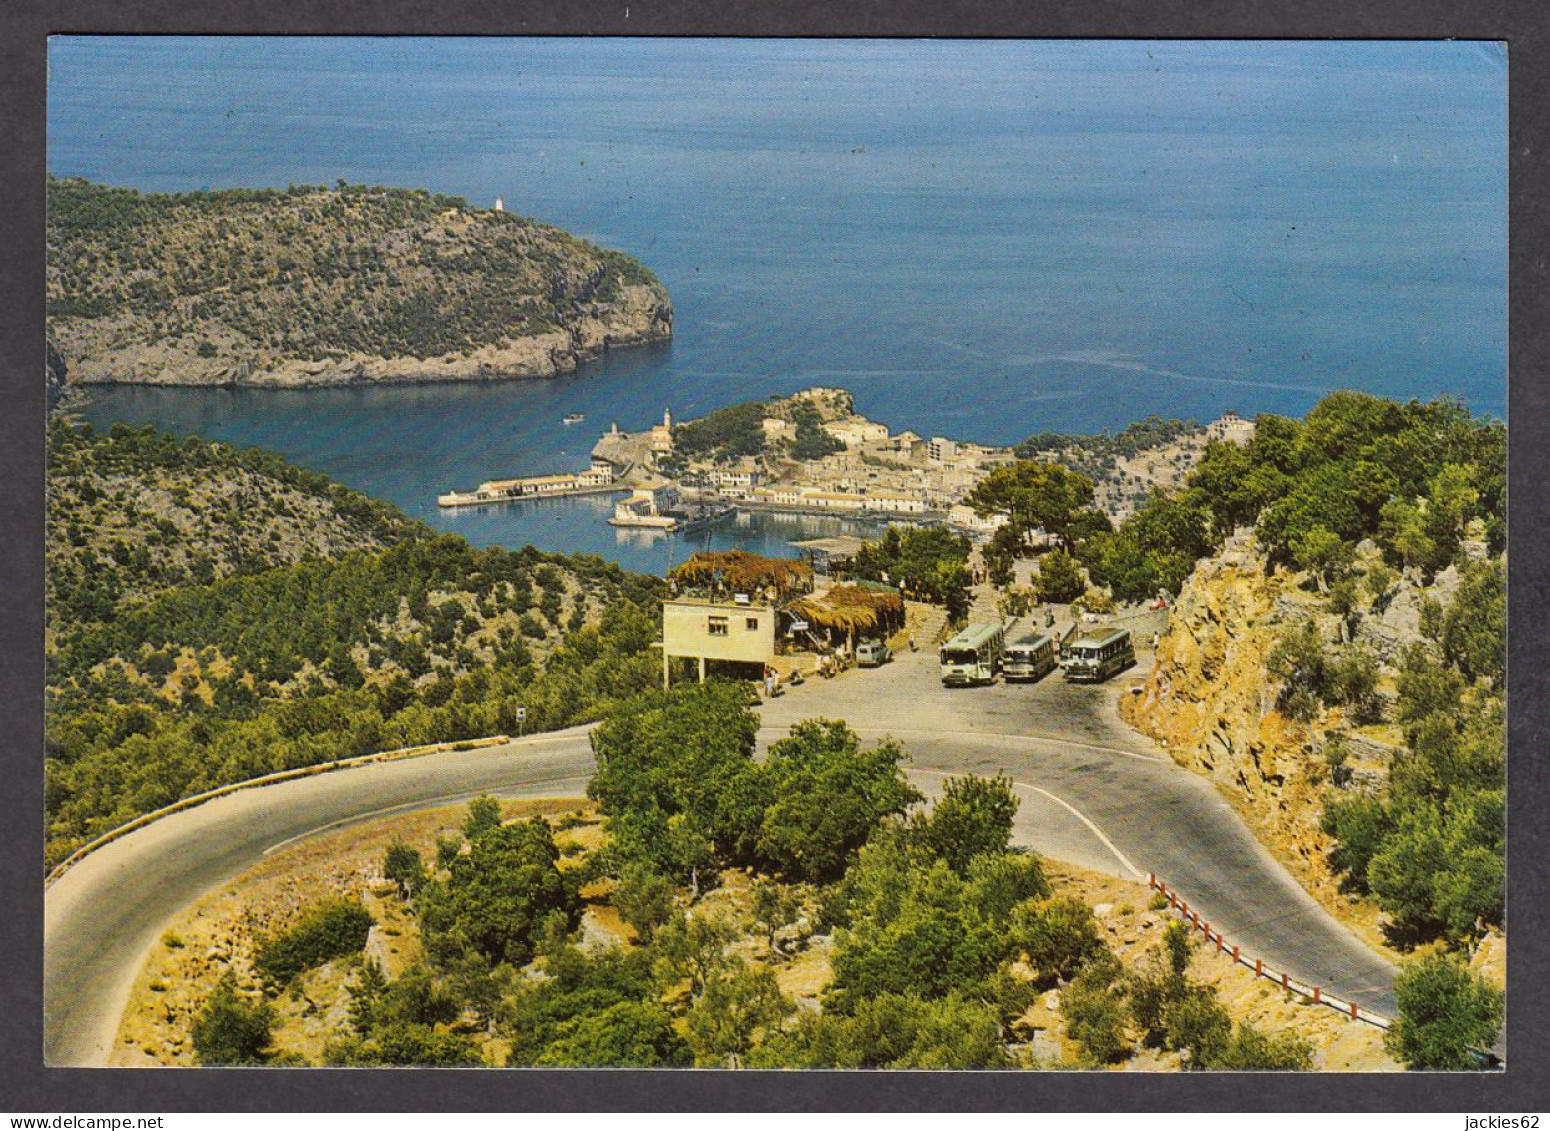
[1037,860,1398,1071]
[109,796,590,1067]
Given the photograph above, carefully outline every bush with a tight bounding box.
[1386,950,1502,1070]
[748,992,1010,1069]
[191,975,274,1065]
[1010,896,1107,985]
[418,818,577,966]
[1062,956,1129,1065]
[253,899,374,987]
[383,842,426,898]
[1210,1022,1315,1071]
[908,773,1019,876]
[613,862,676,942]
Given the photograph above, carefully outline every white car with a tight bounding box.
[856,640,892,667]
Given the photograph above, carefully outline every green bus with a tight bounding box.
[939,621,1007,687]
[1003,632,1057,682]
[1060,628,1135,683]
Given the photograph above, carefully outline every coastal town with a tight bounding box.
[438,386,1256,542]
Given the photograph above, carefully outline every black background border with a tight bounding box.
[3,0,1546,1113]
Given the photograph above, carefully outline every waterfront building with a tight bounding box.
[947,503,1011,534]
[799,489,869,512]
[612,482,681,529]
[865,490,930,514]
[438,459,617,507]
[704,467,761,491]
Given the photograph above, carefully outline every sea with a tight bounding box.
[48,38,1507,576]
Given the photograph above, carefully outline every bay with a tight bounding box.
[54,38,1507,574]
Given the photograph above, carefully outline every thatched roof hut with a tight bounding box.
[786,583,905,638]
[669,550,814,599]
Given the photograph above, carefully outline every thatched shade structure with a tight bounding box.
[786,583,905,639]
[669,550,814,599]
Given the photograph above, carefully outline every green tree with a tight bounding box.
[612,862,676,943]
[1442,560,1505,687]
[534,1001,691,1067]
[757,721,919,883]
[383,842,426,899]
[685,963,793,1067]
[1011,895,1107,985]
[1034,548,1086,604]
[1062,955,1129,1065]
[752,879,802,954]
[748,992,1010,1069]
[191,974,274,1065]
[1385,950,1502,1070]
[1163,985,1233,1068]
[908,774,1019,875]
[967,460,1098,550]
[587,680,763,880]
[1320,794,1394,892]
[419,818,577,966]
[1292,525,1354,590]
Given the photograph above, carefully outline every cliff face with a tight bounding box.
[1120,530,1470,923]
[47,179,672,388]
[1121,532,1334,883]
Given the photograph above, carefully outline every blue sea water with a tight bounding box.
[49,38,1507,574]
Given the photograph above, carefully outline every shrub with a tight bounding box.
[1386,950,1502,1070]
[253,899,375,987]
[1011,896,1107,985]
[192,975,274,1065]
[1062,956,1129,1065]
[383,842,426,899]
[1034,549,1086,604]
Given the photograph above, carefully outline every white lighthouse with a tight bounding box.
[494,197,504,213]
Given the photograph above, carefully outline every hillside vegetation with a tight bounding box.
[47,420,420,633]
[1101,393,1505,955]
[156,691,1356,1071]
[44,425,666,866]
[46,178,672,387]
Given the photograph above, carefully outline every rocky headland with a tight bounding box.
[47,178,672,389]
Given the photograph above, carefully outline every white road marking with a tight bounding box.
[260,775,591,856]
[909,767,1144,879]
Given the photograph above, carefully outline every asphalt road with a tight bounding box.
[44,642,1398,1067]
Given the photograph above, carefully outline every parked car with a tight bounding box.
[856,639,892,667]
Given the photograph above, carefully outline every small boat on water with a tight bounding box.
[562,412,586,425]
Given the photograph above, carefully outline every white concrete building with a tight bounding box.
[662,598,777,687]
[821,418,891,449]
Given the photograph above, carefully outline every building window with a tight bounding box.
[708,616,729,636]
[746,617,760,631]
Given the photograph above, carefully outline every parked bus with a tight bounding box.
[1060,628,1136,683]
[939,621,1007,687]
[1002,632,1057,683]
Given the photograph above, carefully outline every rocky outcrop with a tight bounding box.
[57,285,670,388]
[1121,532,1355,910]
[1120,530,1454,922]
